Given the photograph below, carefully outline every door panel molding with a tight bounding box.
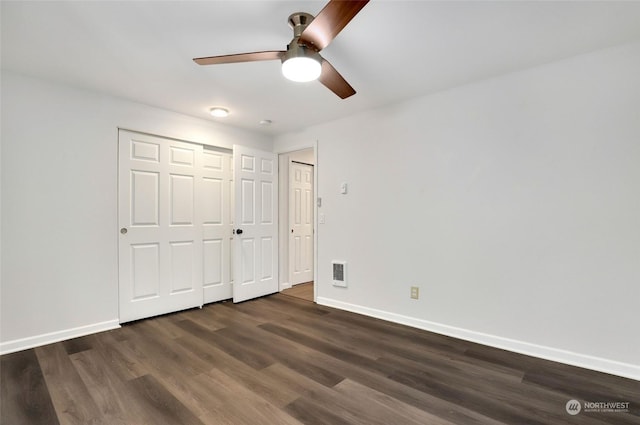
[119,130,205,323]
[233,145,279,302]
[289,161,314,286]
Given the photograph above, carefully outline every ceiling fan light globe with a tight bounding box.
[282,57,322,82]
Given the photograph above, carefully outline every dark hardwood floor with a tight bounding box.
[2,293,639,424]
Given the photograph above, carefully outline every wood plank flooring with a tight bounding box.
[281,282,314,302]
[2,293,639,425]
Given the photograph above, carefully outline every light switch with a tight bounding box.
[340,182,348,194]
[319,213,326,224]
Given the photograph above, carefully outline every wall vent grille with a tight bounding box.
[332,261,347,287]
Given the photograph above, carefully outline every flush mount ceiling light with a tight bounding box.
[209,107,229,117]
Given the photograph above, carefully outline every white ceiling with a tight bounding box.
[3,1,640,136]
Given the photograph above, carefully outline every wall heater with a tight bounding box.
[332,261,347,287]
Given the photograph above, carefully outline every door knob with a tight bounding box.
[120,228,128,235]
[235,229,243,235]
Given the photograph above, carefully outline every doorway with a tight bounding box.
[278,147,316,302]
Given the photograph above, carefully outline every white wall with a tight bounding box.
[274,41,640,379]
[0,72,272,353]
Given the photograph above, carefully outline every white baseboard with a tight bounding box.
[280,282,292,291]
[317,297,640,381]
[0,319,121,355]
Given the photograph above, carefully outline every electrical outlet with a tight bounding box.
[410,286,419,299]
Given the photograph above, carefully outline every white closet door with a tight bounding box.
[118,130,203,323]
[202,147,233,303]
[232,145,278,303]
[289,161,314,285]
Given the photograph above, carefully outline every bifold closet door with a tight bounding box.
[118,130,204,323]
[232,145,279,303]
[119,132,275,319]
[202,147,233,303]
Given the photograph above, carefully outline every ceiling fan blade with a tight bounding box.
[194,51,285,66]
[319,59,356,99]
[299,0,369,52]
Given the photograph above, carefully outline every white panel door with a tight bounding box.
[118,130,203,322]
[233,145,278,303]
[289,161,314,285]
[202,147,233,303]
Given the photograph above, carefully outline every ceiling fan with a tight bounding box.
[194,0,369,99]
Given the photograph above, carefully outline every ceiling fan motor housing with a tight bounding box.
[282,41,322,65]
[288,12,314,38]
[283,12,321,66]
